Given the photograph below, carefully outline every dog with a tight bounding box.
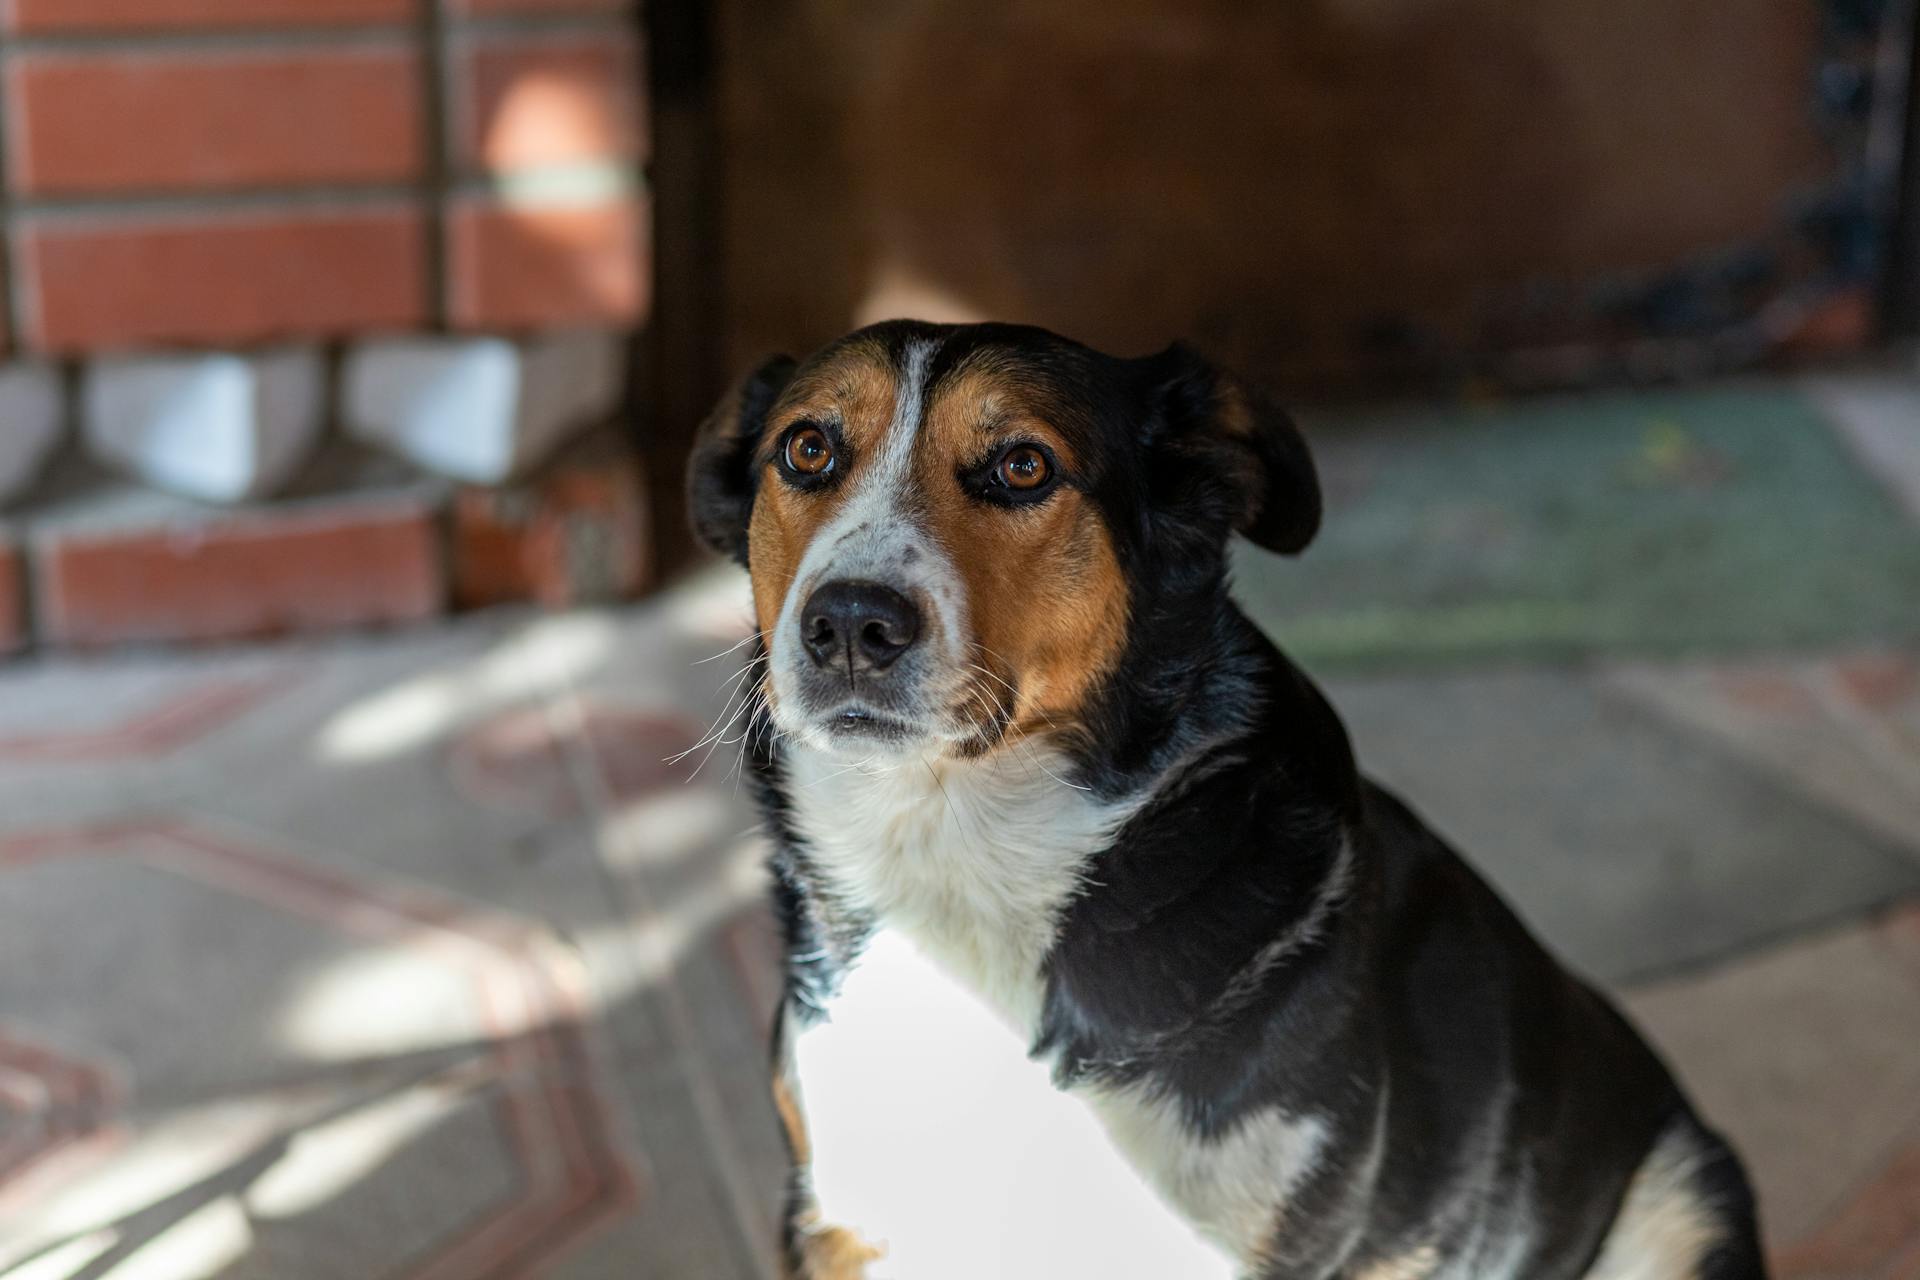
[687,320,1767,1279]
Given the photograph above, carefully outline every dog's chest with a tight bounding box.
[791,928,1239,1280]
[780,750,1272,1278]
[782,747,1122,1027]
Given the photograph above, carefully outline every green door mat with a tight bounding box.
[1235,385,1920,669]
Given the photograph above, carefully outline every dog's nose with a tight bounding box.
[801,581,921,673]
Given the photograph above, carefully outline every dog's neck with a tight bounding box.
[781,738,1141,1033]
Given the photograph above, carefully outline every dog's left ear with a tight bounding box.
[686,355,797,565]
[1139,343,1321,556]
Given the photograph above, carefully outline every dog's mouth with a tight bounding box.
[797,682,1016,757]
[820,705,919,745]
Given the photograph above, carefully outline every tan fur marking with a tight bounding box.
[1584,1127,1724,1280]
[1352,1245,1440,1280]
[1212,384,1264,526]
[746,344,898,648]
[917,360,1129,734]
[789,1221,885,1280]
[772,1072,810,1165]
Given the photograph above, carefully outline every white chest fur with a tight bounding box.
[783,746,1324,1279]
[783,745,1128,1031]
[792,929,1237,1280]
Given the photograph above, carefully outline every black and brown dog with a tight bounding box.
[688,321,1766,1280]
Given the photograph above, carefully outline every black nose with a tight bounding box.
[801,580,922,673]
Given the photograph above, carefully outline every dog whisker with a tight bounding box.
[692,627,768,665]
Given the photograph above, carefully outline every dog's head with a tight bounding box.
[688,321,1319,760]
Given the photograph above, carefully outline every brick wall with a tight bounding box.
[0,0,647,350]
[0,0,653,651]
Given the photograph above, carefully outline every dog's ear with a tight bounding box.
[686,355,798,563]
[1138,343,1321,556]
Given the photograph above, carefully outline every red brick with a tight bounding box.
[18,206,427,354]
[446,196,648,331]
[31,495,446,647]
[450,439,649,609]
[4,0,410,34]
[455,34,645,174]
[0,537,24,655]
[8,49,422,196]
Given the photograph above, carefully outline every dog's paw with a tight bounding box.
[790,1222,885,1280]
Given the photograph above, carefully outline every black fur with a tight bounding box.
[688,354,797,565]
[698,321,1768,1279]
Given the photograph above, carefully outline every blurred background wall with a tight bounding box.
[701,0,1909,394]
[629,0,1920,568]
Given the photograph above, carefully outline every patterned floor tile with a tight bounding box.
[1324,664,1920,982]
[1625,909,1920,1253]
[0,1030,120,1213]
[1607,650,1920,869]
[0,820,635,1279]
[1774,1119,1920,1280]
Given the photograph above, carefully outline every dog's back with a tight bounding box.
[1349,785,1765,1279]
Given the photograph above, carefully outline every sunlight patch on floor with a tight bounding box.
[598,786,747,873]
[315,613,619,764]
[101,1197,249,1280]
[575,833,770,1001]
[1,1229,117,1280]
[276,945,480,1062]
[2,1099,283,1274]
[245,1087,464,1220]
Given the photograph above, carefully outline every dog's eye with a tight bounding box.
[783,426,835,477]
[995,446,1050,491]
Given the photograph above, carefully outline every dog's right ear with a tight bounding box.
[1138,343,1321,557]
[686,355,797,564]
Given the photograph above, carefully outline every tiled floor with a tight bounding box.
[0,597,787,1280]
[2,372,1919,1278]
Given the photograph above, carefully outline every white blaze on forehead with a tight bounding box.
[767,338,971,736]
[881,337,937,474]
[800,336,935,542]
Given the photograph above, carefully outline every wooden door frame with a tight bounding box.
[640,0,728,581]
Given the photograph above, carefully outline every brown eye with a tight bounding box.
[783,426,834,476]
[996,446,1050,491]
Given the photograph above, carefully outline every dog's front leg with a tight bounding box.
[787,1219,885,1280]
[774,1044,885,1280]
